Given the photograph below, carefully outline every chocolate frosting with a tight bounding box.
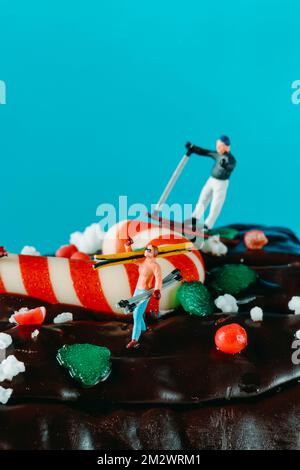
[1,224,300,449]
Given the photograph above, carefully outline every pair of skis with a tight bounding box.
[117,268,182,313]
[146,211,238,246]
[93,241,193,269]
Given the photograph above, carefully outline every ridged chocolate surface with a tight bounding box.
[1,224,300,449]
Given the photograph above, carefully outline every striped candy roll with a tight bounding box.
[102,219,191,254]
[0,250,205,315]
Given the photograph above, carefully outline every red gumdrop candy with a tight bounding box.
[55,244,78,258]
[70,251,91,261]
[215,323,247,354]
[13,306,46,325]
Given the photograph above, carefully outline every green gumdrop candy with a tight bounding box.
[177,281,214,316]
[57,343,111,387]
[210,227,239,240]
[210,264,258,295]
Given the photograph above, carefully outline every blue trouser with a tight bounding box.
[131,288,149,341]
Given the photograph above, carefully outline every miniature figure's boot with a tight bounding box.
[126,340,140,349]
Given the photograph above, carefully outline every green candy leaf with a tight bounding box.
[57,343,111,387]
[210,227,239,240]
[177,281,214,316]
[210,264,258,295]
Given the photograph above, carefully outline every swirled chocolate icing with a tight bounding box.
[1,224,300,450]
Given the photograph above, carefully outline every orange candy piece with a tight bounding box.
[244,230,268,250]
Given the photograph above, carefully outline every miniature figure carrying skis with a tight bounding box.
[117,268,182,313]
[124,238,162,349]
[94,239,194,348]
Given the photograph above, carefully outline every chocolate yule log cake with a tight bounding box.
[1,223,300,450]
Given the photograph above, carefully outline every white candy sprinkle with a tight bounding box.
[9,307,29,324]
[70,223,104,254]
[21,246,41,256]
[53,312,73,324]
[0,386,13,404]
[288,296,300,315]
[215,294,239,313]
[201,235,228,257]
[31,329,39,339]
[250,306,263,322]
[0,355,25,382]
[0,333,12,350]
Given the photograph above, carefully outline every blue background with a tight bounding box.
[1,0,299,253]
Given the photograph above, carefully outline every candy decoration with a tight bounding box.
[11,306,46,325]
[177,281,214,316]
[70,252,91,261]
[215,323,248,354]
[55,244,78,258]
[0,253,204,314]
[210,264,258,295]
[103,220,193,254]
[0,247,8,258]
[244,230,268,250]
[57,343,111,387]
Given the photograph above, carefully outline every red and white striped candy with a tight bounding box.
[103,220,191,254]
[0,250,204,315]
[0,220,205,314]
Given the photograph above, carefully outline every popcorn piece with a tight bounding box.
[31,329,40,339]
[250,306,263,321]
[215,294,239,313]
[201,235,228,257]
[0,333,12,350]
[53,312,73,324]
[0,355,25,382]
[288,296,300,315]
[21,246,41,256]
[70,223,104,254]
[0,386,13,404]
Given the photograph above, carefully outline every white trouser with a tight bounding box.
[192,177,229,229]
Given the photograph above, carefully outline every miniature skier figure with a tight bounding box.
[125,237,162,349]
[186,136,236,231]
